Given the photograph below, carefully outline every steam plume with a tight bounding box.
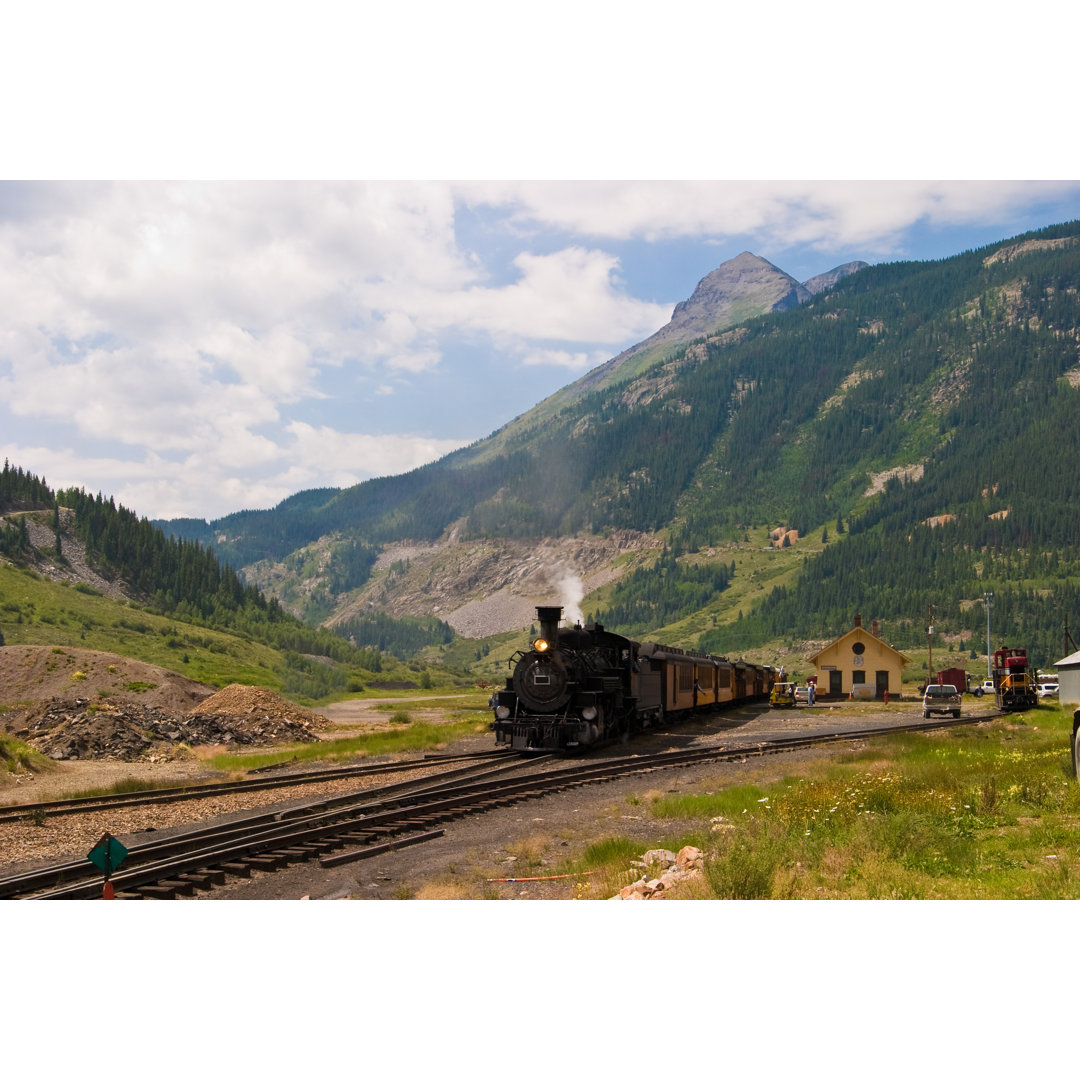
[557,571,585,627]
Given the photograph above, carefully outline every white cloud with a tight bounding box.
[407,245,672,344]
[520,347,611,372]
[1,415,473,521]
[284,422,469,482]
[457,180,1080,255]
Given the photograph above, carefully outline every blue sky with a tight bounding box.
[3,6,1079,524]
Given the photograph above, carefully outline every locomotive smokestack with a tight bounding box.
[536,606,563,644]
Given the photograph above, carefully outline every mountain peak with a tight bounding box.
[537,251,869,411]
[666,251,808,333]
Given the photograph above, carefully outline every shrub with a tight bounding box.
[705,820,787,899]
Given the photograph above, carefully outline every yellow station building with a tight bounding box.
[808,615,911,700]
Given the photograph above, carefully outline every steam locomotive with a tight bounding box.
[490,605,775,751]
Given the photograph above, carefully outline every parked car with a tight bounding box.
[1038,681,1059,698]
[795,686,811,703]
[973,680,995,697]
[923,683,961,719]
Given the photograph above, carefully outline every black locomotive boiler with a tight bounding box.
[491,605,775,751]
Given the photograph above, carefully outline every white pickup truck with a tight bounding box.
[923,683,961,719]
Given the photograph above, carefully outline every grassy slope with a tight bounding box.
[0,562,430,701]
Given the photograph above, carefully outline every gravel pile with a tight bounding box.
[196,684,330,729]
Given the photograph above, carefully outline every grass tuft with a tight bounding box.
[0,732,53,775]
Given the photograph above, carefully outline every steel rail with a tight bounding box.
[0,748,507,823]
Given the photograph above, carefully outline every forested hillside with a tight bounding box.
[67,222,1080,669]
[697,227,1080,667]
[0,471,410,695]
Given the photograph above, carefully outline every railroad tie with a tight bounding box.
[156,878,198,896]
[135,883,184,899]
[178,870,227,889]
[217,861,253,877]
[133,888,172,900]
[277,847,319,860]
[245,854,290,870]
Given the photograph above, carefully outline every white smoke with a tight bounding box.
[556,571,585,627]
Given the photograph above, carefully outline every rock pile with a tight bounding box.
[610,845,706,900]
[18,693,325,762]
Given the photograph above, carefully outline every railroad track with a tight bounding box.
[3,711,996,900]
[0,748,507,824]
[1,751,561,899]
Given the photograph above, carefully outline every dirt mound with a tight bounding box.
[0,645,216,719]
[196,684,330,729]
[18,695,324,762]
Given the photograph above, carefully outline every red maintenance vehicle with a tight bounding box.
[991,647,1038,712]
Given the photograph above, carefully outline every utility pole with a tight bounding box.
[927,603,935,682]
[984,591,993,678]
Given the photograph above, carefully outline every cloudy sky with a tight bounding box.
[3,6,1079,524]
[4,178,1078,523]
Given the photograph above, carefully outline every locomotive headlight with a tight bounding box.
[533,638,550,653]
[495,705,511,720]
[581,705,598,721]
